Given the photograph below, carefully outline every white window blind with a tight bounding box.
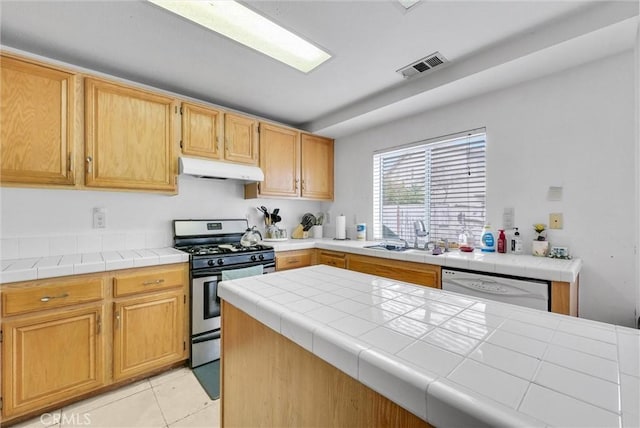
[373,131,486,245]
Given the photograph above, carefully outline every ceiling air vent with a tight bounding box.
[397,52,448,79]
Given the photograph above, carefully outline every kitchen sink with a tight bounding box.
[363,243,409,252]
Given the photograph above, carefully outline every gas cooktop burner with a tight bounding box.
[178,244,272,256]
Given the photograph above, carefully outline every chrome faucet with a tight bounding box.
[413,220,428,249]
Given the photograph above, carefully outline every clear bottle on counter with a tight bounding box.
[511,227,523,254]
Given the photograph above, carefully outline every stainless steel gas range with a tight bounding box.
[173,219,275,368]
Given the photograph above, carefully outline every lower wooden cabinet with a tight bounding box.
[0,263,188,423]
[113,289,185,381]
[347,254,440,289]
[275,249,314,271]
[1,304,106,418]
[312,250,441,288]
[317,250,347,269]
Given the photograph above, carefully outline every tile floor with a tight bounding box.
[9,367,220,428]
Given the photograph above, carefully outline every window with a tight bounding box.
[373,130,486,245]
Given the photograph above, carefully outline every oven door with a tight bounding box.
[192,275,222,337]
[190,263,275,367]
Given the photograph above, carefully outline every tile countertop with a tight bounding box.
[219,265,639,428]
[0,247,189,284]
[265,238,582,283]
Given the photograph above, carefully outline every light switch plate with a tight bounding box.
[549,213,563,229]
[503,207,515,229]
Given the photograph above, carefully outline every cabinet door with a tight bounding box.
[1,54,75,185]
[85,78,176,192]
[181,102,223,160]
[1,305,105,418]
[301,133,333,200]
[224,113,258,165]
[113,289,185,381]
[258,123,300,197]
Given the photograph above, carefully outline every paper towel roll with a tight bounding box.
[335,215,346,240]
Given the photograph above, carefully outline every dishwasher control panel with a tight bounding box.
[441,268,550,311]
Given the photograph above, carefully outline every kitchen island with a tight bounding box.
[219,265,638,427]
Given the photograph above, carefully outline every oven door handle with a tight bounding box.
[193,330,221,344]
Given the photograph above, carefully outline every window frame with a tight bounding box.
[372,128,487,245]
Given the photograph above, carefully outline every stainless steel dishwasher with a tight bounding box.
[441,268,550,311]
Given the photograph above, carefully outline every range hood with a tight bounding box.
[179,157,264,182]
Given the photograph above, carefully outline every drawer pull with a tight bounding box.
[142,279,165,286]
[286,259,300,264]
[40,293,69,302]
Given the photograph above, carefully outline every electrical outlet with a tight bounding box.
[549,213,563,229]
[93,207,106,229]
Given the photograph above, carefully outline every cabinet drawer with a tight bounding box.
[348,254,441,289]
[113,265,185,297]
[276,250,313,271]
[317,251,346,269]
[2,277,104,317]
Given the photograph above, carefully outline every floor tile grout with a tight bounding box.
[10,368,219,428]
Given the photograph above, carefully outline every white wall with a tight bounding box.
[636,22,640,328]
[0,176,323,256]
[331,50,637,327]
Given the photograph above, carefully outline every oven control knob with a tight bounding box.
[207,259,215,267]
[250,255,257,262]
[217,259,224,266]
[258,254,264,261]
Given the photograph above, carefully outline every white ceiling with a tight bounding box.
[1,1,638,138]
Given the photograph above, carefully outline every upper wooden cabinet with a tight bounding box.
[245,124,334,201]
[180,103,258,166]
[0,54,75,186]
[85,77,177,192]
[224,113,258,165]
[180,101,223,160]
[256,122,300,197]
[300,133,334,200]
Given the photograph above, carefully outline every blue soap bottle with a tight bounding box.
[480,224,496,252]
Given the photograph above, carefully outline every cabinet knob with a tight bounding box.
[86,156,93,174]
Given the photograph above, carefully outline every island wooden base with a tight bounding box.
[221,301,431,428]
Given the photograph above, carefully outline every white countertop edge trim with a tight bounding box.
[427,378,548,428]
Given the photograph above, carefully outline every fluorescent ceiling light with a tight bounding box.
[398,0,421,9]
[148,0,331,73]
